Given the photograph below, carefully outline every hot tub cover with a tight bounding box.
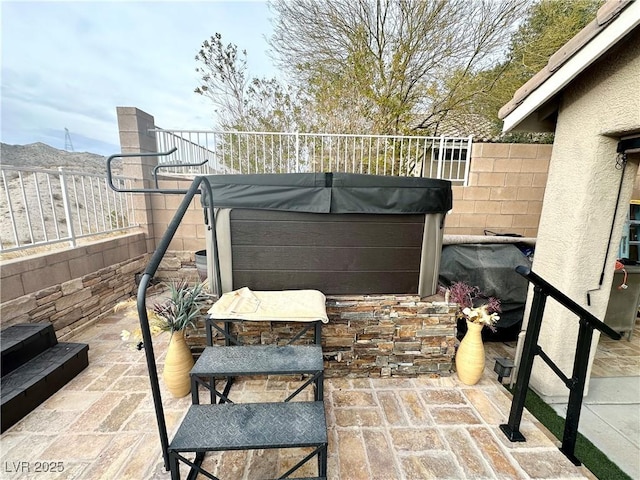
[200,172,452,214]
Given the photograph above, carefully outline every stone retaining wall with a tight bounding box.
[0,254,148,340]
[324,295,457,377]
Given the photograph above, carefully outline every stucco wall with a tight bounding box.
[527,29,640,397]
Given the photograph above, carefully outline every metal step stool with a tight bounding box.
[169,401,328,480]
[191,344,324,404]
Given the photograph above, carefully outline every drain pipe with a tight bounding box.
[586,152,627,306]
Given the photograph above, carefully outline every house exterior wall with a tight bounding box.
[526,29,640,398]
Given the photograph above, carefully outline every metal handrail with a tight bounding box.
[153,159,209,190]
[515,266,620,338]
[131,176,221,471]
[107,147,192,195]
[106,153,224,470]
[500,265,621,466]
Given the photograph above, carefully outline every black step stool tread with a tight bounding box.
[191,345,324,377]
[170,401,327,452]
[1,342,89,432]
[1,323,57,376]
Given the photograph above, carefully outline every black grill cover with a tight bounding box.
[439,244,532,340]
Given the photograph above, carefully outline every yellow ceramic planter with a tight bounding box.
[455,320,485,385]
[163,331,194,397]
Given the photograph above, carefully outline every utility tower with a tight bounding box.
[64,128,74,152]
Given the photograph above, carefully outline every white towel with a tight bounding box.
[208,287,329,323]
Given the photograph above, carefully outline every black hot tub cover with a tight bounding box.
[200,172,452,214]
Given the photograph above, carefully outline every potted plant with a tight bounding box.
[116,280,208,397]
[152,280,207,397]
[447,281,501,385]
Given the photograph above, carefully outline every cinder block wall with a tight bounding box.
[145,144,553,249]
[149,178,208,254]
[145,144,552,274]
[0,233,148,337]
[115,108,554,250]
[444,143,552,237]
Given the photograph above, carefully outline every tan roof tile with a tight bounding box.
[499,0,633,121]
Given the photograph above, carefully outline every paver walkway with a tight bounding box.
[0,311,597,479]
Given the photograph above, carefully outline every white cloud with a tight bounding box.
[1,0,276,155]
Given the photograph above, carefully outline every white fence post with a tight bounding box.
[464,135,473,186]
[295,131,300,173]
[436,135,446,180]
[58,167,77,248]
[2,169,20,248]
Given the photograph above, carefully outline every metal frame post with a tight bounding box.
[107,153,223,471]
[500,266,621,466]
[58,167,77,248]
[561,318,594,464]
[500,285,547,442]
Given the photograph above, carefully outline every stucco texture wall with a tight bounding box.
[528,29,640,397]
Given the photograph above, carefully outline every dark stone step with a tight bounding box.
[1,342,89,432]
[1,323,57,377]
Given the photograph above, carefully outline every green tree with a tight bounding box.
[195,33,318,173]
[195,33,248,128]
[434,0,604,140]
[195,33,310,132]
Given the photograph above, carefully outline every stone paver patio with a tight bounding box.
[0,309,598,479]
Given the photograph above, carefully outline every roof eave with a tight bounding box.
[501,1,640,133]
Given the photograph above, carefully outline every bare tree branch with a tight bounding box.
[268,0,527,134]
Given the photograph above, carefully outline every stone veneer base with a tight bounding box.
[187,294,457,378]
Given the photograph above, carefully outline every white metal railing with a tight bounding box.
[0,166,138,253]
[153,129,472,184]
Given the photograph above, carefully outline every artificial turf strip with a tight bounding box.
[505,386,631,480]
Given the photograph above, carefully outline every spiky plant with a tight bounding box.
[153,280,207,334]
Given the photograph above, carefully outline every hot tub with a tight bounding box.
[200,172,452,296]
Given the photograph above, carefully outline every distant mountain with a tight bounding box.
[0,142,112,175]
[0,142,125,251]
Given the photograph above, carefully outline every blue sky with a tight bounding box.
[1,1,276,155]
